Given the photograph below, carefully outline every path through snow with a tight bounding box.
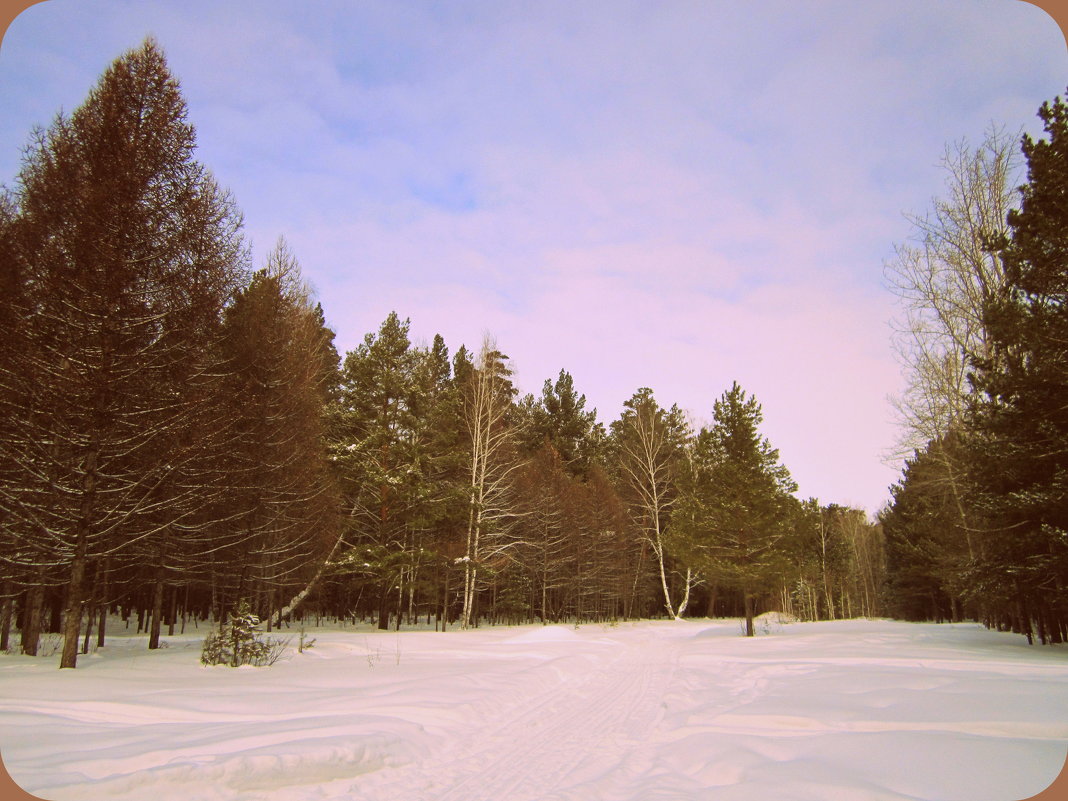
[352,627,681,800]
[1,619,1066,800]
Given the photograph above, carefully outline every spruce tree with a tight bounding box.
[880,438,970,622]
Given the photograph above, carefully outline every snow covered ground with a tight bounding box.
[1,617,1066,801]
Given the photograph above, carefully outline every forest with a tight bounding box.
[0,40,1065,668]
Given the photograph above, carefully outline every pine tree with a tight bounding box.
[966,92,1068,643]
[333,317,467,629]
[518,370,602,477]
[880,443,964,622]
[335,312,420,629]
[673,383,798,636]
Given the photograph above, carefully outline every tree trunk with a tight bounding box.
[97,602,107,649]
[626,542,647,621]
[653,535,677,619]
[96,557,109,648]
[81,602,95,655]
[377,582,390,630]
[0,583,12,652]
[1017,594,1034,645]
[276,532,343,624]
[148,575,164,650]
[676,567,693,618]
[181,584,189,635]
[462,562,478,630]
[541,563,549,624]
[1048,609,1064,644]
[168,585,178,636]
[48,590,63,634]
[744,592,755,637]
[59,540,88,669]
[22,585,43,656]
[441,565,449,632]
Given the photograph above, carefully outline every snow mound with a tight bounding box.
[504,625,582,644]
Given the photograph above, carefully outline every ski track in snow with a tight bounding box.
[351,633,679,801]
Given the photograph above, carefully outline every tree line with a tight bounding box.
[882,94,1068,645]
[13,39,1067,668]
[0,41,892,668]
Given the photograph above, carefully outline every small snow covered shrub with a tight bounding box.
[201,601,289,667]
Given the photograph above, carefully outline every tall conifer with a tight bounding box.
[0,39,246,667]
[673,383,798,636]
[967,93,1068,642]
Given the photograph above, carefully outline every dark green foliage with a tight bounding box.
[882,90,1068,642]
[0,35,907,650]
[332,314,467,630]
[518,370,604,477]
[963,92,1068,641]
[673,383,798,635]
[880,440,966,622]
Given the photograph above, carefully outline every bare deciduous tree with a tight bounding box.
[457,337,524,629]
[610,389,693,619]
[886,125,1021,452]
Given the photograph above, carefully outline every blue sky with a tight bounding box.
[1,0,1065,514]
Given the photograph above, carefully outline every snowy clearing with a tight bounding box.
[1,618,1066,801]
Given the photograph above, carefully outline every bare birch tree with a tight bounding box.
[456,337,523,629]
[886,125,1021,451]
[610,388,694,619]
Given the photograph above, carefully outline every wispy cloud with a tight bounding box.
[1,0,1064,512]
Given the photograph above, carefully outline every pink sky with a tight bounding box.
[2,0,1066,513]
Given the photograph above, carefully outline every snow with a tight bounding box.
[503,624,585,643]
[1,619,1066,800]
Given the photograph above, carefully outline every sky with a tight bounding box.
[0,0,1065,515]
